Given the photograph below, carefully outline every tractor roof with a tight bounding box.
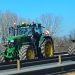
[18,23,42,27]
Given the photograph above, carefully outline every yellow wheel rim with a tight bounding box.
[26,46,35,60]
[45,42,53,57]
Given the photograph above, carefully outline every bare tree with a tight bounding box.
[0,11,18,43]
[54,36,71,52]
[0,11,32,43]
[69,30,75,41]
[40,14,59,36]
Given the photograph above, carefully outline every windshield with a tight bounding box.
[18,26,32,35]
[17,24,42,35]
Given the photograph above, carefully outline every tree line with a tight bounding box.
[0,11,75,52]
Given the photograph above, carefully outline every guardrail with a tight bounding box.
[0,53,75,71]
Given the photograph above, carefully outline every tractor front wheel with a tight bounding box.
[26,46,35,60]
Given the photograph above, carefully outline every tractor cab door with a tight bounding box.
[33,24,42,34]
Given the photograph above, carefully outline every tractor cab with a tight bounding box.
[17,23,42,37]
[9,23,42,37]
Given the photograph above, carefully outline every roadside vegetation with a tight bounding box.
[0,11,74,53]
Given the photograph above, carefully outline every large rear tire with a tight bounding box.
[45,41,53,57]
[26,46,35,60]
[68,43,75,55]
[41,38,54,58]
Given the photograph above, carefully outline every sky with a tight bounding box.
[0,0,75,36]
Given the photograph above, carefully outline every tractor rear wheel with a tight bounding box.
[68,43,75,55]
[45,41,53,57]
[41,39,54,58]
[26,46,35,60]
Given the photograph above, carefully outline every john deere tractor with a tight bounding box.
[3,23,54,62]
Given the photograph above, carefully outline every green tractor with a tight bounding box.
[3,23,54,62]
